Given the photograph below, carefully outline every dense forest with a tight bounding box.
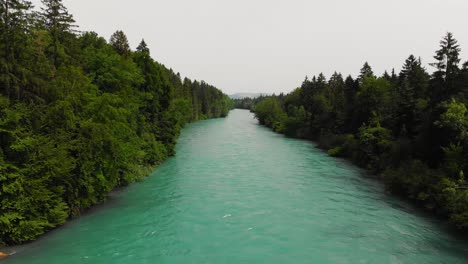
[0,0,230,245]
[232,96,265,110]
[251,33,468,231]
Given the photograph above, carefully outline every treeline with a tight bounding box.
[0,0,230,245]
[232,96,266,110]
[252,33,468,231]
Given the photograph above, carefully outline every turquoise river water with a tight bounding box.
[3,109,468,263]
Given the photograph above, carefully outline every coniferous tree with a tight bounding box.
[430,32,461,102]
[110,30,130,58]
[382,70,391,80]
[431,32,461,80]
[136,39,149,54]
[316,73,327,91]
[359,62,374,82]
[328,72,346,130]
[0,0,32,98]
[41,0,75,68]
[459,61,468,102]
[396,55,430,136]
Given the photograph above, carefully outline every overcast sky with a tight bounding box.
[32,0,468,95]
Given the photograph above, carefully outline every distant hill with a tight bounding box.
[229,93,267,99]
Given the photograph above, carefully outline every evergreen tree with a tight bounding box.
[396,55,430,136]
[359,62,374,81]
[400,55,429,99]
[136,39,149,54]
[430,32,461,101]
[459,61,468,102]
[344,75,357,101]
[382,70,391,80]
[431,32,461,80]
[41,0,76,67]
[343,75,360,132]
[0,0,32,98]
[110,30,130,58]
[328,72,346,130]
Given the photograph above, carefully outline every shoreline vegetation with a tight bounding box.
[238,33,468,233]
[0,0,231,245]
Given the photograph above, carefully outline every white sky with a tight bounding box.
[31,0,468,94]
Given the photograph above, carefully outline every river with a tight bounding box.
[4,109,468,263]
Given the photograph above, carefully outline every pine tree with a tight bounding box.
[391,69,398,81]
[41,0,76,67]
[359,62,374,81]
[0,0,32,98]
[110,30,130,57]
[328,72,346,130]
[400,55,429,99]
[316,73,327,91]
[398,55,419,105]
[343,75,359,132]
[431,32,461,80]
[400,55,417,77]
[396,55,430,136]
[430,32,461,101]
[459,61,468,102]
[136,39,149,54]
[383,70,391,80]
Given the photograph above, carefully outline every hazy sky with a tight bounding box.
[32,0,468,95]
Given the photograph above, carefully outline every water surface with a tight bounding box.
[5,109,468,263]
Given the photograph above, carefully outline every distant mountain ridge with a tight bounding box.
[229,93,267,99]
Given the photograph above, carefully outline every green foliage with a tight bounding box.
[0,0,33,99]
[253,97,287,132]
[252,33,468,232]
[383,160,437,203]
[435,99,467,140]
[109,30,130,58]
[327,146,343,157]
[41,0,76,67]
[441,144,465,179]
[0,0,230,245]
[395,55,430,137]
[359,62,374,81]
[356,119,392,170]
[355,77,391,125]
[284,105,309,138]
[233,97,256,110]
[430,32,462,104]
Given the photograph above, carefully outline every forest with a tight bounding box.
[233,96,263,110]
[251,33,468,231]
[0,0,231,245]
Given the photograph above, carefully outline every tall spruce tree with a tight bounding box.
[430,32,461,102]
[359,62,374,82]
[110,30,130,58]
[41,0,76,67]
[396,55,430,136]
[400,55,429,99]
[136,39,149,54]
[328,72,346,130]
[0,0,32,98]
